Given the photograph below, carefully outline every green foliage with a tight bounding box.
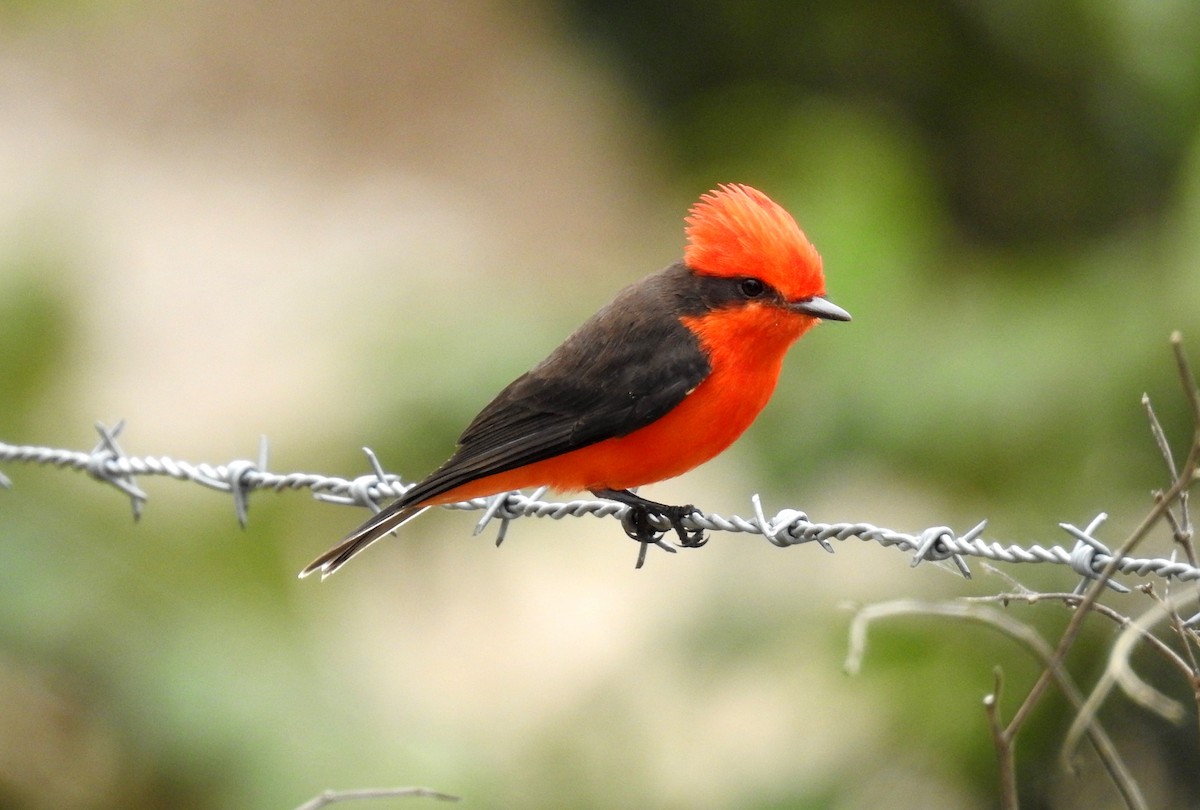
[565,0,1200,244]
[0,259,73,436]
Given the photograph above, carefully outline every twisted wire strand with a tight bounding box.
[1,424,1195,587]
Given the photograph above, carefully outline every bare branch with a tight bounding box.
[965,591,1194,678]
[1173,331,1200,430]
[1005,415,1199,742]
[1144,393,1193,550]
[294,787,459,810]
[984,668,1018,810]
[845,598,1146,809]
[1061,586,1200,765]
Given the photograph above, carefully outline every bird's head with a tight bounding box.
[684,184,850,323]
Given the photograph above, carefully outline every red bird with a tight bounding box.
[302,183,849,578]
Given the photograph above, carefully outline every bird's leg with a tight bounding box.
[591,488,707,568]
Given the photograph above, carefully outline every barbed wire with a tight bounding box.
[0,418,1192,590]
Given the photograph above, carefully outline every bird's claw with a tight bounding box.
[670,504,708,549]
[619,502,706,568]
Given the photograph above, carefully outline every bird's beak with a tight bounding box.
[790,296,851,322]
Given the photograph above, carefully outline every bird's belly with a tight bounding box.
[576,357,781,489]
[427,355,788,504]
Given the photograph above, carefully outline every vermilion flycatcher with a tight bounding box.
[303,183,849,577]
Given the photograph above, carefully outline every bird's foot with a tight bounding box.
[591,489,707,568]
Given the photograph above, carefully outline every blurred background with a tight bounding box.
[2,1,1200,807]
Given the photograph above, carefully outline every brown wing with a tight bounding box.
[301,261,756,577]
[398,262,713,507]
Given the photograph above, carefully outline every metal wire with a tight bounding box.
[1,420,1195,587]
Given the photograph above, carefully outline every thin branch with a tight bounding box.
[1061,586,1200,765]
[964,591,1194,680]
[1005,412,1199,742]
[294,787,459,810]
[1174,331,1200,431]
[1144,393,1193,551]
[995,333,1199,807]
[845,598,1146,809]
[984,668,1018,810]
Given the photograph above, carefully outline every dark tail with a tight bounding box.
[299,501,430,579]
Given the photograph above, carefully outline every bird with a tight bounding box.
[301,183,850,578]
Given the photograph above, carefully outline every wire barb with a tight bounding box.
[1061,514,1132,594]
[474,488,543,547]
[910,525,974,579]
[86,420,148,520]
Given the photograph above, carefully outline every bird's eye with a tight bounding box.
[739,277,766,298]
